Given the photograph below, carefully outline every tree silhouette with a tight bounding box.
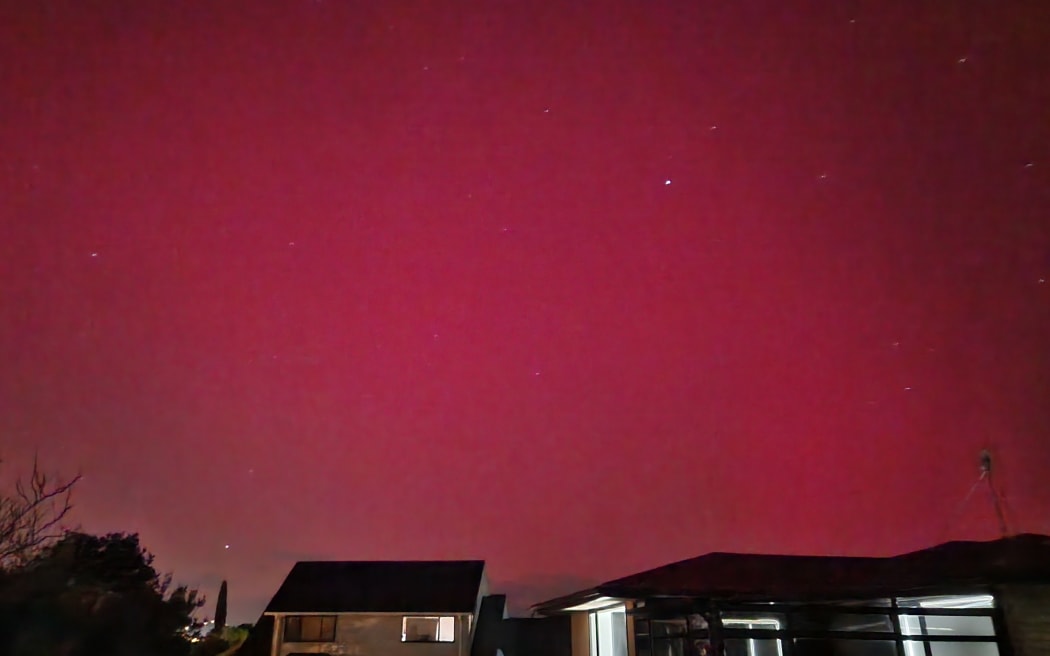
[0,456,80,568]
[0,532,203,656]
[214,580,228,633]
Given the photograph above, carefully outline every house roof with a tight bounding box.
[264,560,486,614]
[533,534,1050,613]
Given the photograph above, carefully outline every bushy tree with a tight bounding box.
[0,531,204,656]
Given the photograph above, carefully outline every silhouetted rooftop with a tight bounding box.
[264,560,486,614]
[534,534,1050,613]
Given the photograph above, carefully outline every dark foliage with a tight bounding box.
[215,579,228,633]
[0,531,204,656]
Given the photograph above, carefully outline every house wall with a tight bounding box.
[570,612,590,656]
[503,616,573,656]
[997,585,1050,656]
[271,612,473,656]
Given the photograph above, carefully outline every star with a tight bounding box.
[224,544,230,550]
[664,179,672,185]
[89,252,98,258]
[957,56,968,64]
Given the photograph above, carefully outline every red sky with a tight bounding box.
[2,0,1048,623]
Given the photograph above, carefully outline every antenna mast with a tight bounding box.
[943,448,1011,539]
[979,449,1010,538]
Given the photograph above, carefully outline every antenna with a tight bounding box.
[942,448,1011,540]
[980,449,1010,538]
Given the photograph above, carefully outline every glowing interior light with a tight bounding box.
[563,596,624,611]
[918,594,994,609]
[722,618,784,656]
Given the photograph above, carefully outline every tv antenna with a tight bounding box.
[943,448,1011,539]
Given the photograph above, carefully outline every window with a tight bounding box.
[589,606,629,656]
[896,595,995,609]
[927,643,999,656]
[722,613,786,631]
[283,615,336,642]
[402,616,456,642]
[726,639,783,656]
[722,615,785,656]
[900,615,995,637]
[791,612,893,633]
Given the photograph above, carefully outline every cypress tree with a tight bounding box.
[215,580,228,633]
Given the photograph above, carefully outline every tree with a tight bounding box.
[0,456,80,568]
[0,531,204,656]
[214,579,228,633]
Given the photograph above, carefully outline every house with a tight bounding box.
[243,559,571,656]
[531,534,1050,656]
[259,560,488,656]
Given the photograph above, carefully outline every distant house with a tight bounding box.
[531,534,1050,656]
[259,560,488,656]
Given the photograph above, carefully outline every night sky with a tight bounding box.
[2,0,1049,623]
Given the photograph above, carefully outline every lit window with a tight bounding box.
[402,616,456,642]
[901,615,995,636]
[722,615,784,656]
[283,615,336,642]
[896,594,995,609]
[589,606,628,656]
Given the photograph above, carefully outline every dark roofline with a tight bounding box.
[264,559,487,614]
[285,559,486,566]
[533,534,1050,614]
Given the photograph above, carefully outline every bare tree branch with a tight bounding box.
[0,455,81,569]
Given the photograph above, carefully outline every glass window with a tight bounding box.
[283,615,336,642]
[928,643,999,656]
[899,615,995,637]
[688,615,710,632]
[896,595,995,609]
[402,616,456,642]
[726,639,783,656]
[652,638,685,656]
[590,606,628,656]
[791,612,893,632]
[652,619,688,637]
[722,613,786,631]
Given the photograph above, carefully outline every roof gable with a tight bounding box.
[265,560,486,614]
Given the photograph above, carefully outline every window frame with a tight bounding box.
[401,615,457,643]
[283,615,337,643]
[632,594,1005,656]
